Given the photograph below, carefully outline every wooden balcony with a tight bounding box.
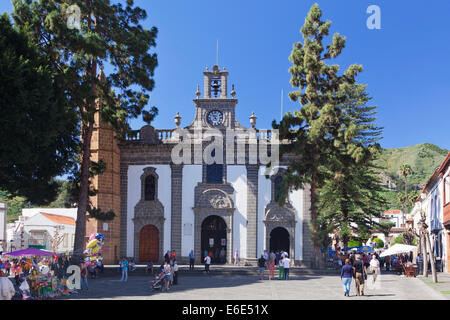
[444,203,450,229]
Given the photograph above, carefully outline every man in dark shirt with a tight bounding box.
[353,255,367,296]
[349,253,355,266]
[258,255,266,280]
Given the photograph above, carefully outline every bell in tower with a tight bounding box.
[203,65,229,99]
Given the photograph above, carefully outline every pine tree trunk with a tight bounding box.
[73,60,98,262]
[73,122,94,260]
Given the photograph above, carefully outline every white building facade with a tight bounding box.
[6,209,77,254]
[411,152,450,273]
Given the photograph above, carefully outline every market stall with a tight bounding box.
[2,248,71,299]
[380,244,418,276]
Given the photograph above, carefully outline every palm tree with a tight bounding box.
[398,164,412,229]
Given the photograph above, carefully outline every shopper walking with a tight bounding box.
[283,255,291,280]
[163,261,172,292]
[80,263,89,291]
[353,255,367,296]
[204,255,211,273]
[189,250,195,270]
[341,259,353,297]
[120,258,129,282]
[370,254,380,284]
[279,256,285,280]
[234,249,240,266]
[258,254,266,280]
[268,255,275,280]
[0,272,16,300]
[173,261,179,285]
[275,251,280,266]
[220,248,226,264]
[416,253,423,275]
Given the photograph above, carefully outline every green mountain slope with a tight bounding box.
[376,143,448,190]
[375,143,448,210]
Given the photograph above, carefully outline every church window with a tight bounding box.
[145,175,156,201]
[206,149,223,184]
[207,164,223,184]
[273,175,283,201]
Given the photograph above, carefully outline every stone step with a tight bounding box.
[97,265,340,277]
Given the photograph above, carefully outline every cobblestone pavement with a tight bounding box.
[57,271,445,300]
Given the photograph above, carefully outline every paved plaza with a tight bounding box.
[57,271,446,300]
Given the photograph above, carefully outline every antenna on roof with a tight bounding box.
[216,39,219,66]
[281,89,284,121]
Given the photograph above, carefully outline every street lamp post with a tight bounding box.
[0,202,7,252]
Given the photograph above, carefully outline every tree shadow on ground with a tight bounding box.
[56,273,325,300]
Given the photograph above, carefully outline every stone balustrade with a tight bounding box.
[124,128,280,143]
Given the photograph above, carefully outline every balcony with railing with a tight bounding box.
[124,128,279,144]
[125,129,176,143]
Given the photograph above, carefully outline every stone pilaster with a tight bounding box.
[119,163,128,259]
[246,164,259,260]
[302,184,314,267]
[170,163,183,256]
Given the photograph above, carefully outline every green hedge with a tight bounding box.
[373,238,384,248]
[348,240,362,248]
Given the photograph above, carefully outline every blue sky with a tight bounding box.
[2,0,449,150]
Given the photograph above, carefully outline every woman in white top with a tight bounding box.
[0,273,15,300]
[163,262,172,291]
[283,256,291,280]
[369,255,380,284]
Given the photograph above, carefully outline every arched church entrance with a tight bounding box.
[139,224,159,262]
[201,215,227,264]
[270,227,290,253]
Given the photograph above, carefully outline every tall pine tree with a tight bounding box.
[12,0,158,259]
[273,4,364,267]
[317,85,385,252]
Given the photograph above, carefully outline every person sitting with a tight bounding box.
[130,259,136,272]
[146,262,154,275]
[87,262,96,279]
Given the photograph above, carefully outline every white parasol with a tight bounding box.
[379,244,417,257]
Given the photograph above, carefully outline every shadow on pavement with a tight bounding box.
[57,273,325,300]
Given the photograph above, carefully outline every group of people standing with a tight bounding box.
[160,259,179,291]
[258,250,291,280]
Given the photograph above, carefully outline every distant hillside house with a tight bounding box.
[381,210,405,229]
[7,209,77,253]
[371,209,407,247]
[379,172,397,191]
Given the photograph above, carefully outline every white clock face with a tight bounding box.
[207,110,223,126]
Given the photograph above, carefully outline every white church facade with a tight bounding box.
[90,65,313,265]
